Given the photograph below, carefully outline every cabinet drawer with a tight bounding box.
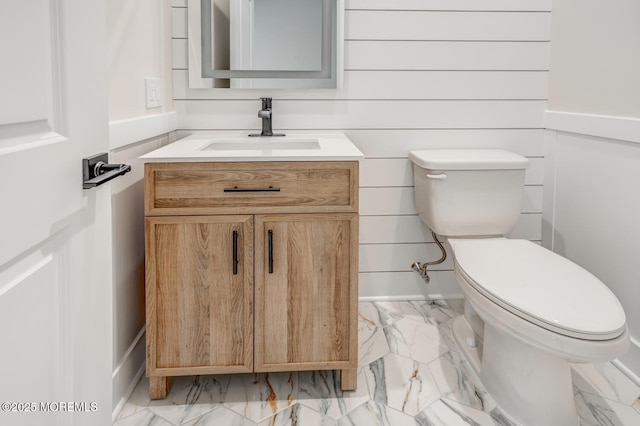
[145,161,358,215]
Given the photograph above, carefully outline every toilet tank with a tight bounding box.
[409,149,529,237]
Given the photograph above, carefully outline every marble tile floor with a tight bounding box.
[114,301,640,425]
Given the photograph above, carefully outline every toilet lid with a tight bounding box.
[453,239,626,340]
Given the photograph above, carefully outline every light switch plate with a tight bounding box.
[145,77,162,108]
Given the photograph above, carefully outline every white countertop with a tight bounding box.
[139,132,364,162]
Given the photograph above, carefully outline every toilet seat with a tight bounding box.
[451,239,626,340]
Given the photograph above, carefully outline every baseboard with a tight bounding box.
[613,335,640,387]
[109,111,178,150]
[544,110,640,144]
[359,271,463,301]
[112,327,146,421]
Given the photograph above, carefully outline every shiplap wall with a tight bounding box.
[170,0,550,299]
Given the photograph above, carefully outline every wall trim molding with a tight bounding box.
[112,327,146,421]
[544,110,640,144]
[613,336,640,387]
[109,111,177,150]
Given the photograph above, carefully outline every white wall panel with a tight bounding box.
[522,186,543,213]
[360,216,435,244]
[509,214,542,241]
[175,100,545,130]
[345,129,545,158]
[360,243,455,272]
[346,0,551,11]
[174,68,548,100]
[345,41,550,71]
[525,158,544,185]
[173,39,187,69]
[346,11,550,41]
[360,159,413,187]
[548,1,640,118]
[172,7,187,38]
[174,44,551,81]
[361,213,542,245]
[338,71,548,100]
[360,187,416,216]
[360,186,541,216]
[108,0,172,121]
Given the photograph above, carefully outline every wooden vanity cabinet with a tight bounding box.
[144,161,359,399]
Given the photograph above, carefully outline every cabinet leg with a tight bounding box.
[149,376,173,400]
[340,368,357,391]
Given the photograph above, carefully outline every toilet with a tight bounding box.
[409,149,629,425]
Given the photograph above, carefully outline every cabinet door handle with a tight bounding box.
[232,230,239,275]
[268,229,273,274]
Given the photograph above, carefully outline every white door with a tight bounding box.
[0,1,112,425]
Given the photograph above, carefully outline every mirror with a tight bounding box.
[187,0,343,89]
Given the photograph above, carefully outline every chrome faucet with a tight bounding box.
[249,97,285,137]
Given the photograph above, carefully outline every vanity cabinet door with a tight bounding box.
[253,214,358,372]
[145,215,254,378]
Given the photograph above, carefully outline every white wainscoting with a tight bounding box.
[171,0,550,301]
[109,125,176,419]
[543,111,640,385]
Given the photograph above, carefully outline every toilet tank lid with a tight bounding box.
[409,149,529,170]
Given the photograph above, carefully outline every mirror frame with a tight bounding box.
[187,0,344,89]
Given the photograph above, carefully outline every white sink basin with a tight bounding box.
[201,138,320,151]
[140,132,364,162]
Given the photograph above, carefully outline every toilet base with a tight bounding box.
[452,316,579,426]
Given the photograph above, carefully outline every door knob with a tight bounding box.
[82,153,131,189]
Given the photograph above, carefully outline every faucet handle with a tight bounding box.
[260,97,272,109]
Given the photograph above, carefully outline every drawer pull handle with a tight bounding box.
[268,230,274,274]
[224,187,281,192]
[232,230,239,275]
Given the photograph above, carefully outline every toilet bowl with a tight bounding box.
[450,237,628,425]
[409,149,629,425]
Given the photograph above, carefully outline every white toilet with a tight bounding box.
[409,149,629,425]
